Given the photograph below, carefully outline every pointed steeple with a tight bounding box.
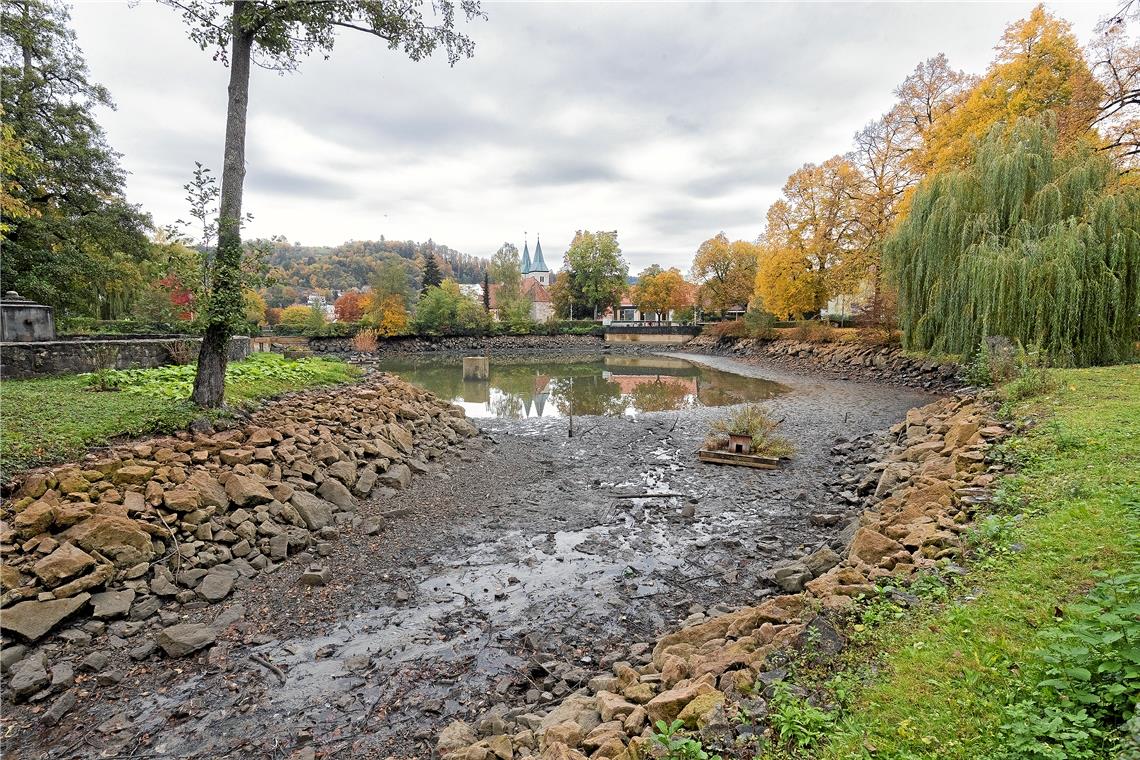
[520,233,532,274]
[531,234,548,272]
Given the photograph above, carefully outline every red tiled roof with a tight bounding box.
[488,278,551,309]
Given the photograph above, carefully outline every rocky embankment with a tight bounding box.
[436,393,1006,758]
[0,375,477,720]
[689,336,962,391]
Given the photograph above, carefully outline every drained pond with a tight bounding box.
[374,354,788,418]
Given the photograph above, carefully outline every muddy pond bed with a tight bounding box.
[3,354,936,760]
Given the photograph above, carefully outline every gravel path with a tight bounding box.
[5,354,934,760]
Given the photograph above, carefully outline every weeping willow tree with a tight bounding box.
[886,114,1140,366]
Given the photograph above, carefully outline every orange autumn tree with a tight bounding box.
[632,266,689,321]
[334,290,368,323]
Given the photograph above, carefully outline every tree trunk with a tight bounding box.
[191,5,253,408]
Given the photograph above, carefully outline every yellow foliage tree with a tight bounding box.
[920,5,1103,174]
[375,294,410,336]
[691,234,759,316]
[762,156,862,313]
[754,245,818,319]
[242,288,267,325]
[632,267,689,320]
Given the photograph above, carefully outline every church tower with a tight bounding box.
[527,235,551,287]
[520,236,532,274]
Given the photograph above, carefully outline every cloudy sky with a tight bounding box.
[71,0,1108,273]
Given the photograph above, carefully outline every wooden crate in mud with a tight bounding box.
[696,448,782,469]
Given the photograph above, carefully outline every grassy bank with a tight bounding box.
[1,353,359,475]
[794,364,1139,759]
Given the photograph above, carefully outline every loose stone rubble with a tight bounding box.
[435,392,1006,758]
[0,374,477,711]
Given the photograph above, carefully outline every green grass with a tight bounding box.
[1,353,358,475]
[809,364,1140,759]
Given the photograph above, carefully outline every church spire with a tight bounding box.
[521,232,532,274]
[531,234,548,272]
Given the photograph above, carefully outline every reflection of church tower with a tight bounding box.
[533,373,550,417]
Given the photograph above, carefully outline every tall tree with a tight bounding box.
[489,242,532,327]
[691,233,758,316]
[556,230,628,319]
[632,267,688,321]
[0,0,152,315]
[1089,8,1140,172]
[166,0,484,406]
[420,252,443,293]
[760,156,863,314]
[920,5,1103,174]
[886,114,1140,366]
[369,255,417,311]
[891,53,976,174]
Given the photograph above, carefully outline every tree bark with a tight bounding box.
[191,3,252,408]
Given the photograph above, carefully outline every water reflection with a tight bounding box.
[377,355,787,419]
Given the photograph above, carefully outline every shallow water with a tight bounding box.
[376,354,788,418]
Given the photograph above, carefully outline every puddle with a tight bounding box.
[374,354,787,418]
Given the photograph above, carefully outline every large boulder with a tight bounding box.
[0,593,91,641]
[8,652,50,701]
[849,527,905,567]
[224,475,273,507]
[377,463,412,490]
[290,492,335,530]
[317,478,356,510]
[32,542,95,586]
[188,471,230,510]
[63,514,153,567]
[162,486,201,512]
[14,500,55,538]
[91,589,136,619]
[645,679,717,725]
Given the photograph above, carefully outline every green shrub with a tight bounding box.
[650,720,722,760]
[994,564,1140,759]
[768,683,836,751]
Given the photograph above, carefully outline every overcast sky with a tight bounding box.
[71,0,1109,273]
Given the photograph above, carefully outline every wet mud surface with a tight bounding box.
[4,354,934,760]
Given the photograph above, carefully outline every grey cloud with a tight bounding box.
[644,203,760,238]
[246,166,356,201]
[68,0,1108,272]
[514,158,623,187]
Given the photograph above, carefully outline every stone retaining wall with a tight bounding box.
[310,334,611,355]
[0,375,477,705]
[689,335,961,390]
[436,393,1007,757]
[0,336,251,379]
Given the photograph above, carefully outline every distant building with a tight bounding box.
[488,278,554,322]
[520,235,552,288]
[601,283,696,324]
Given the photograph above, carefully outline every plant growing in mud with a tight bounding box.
[706,405,794,458]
